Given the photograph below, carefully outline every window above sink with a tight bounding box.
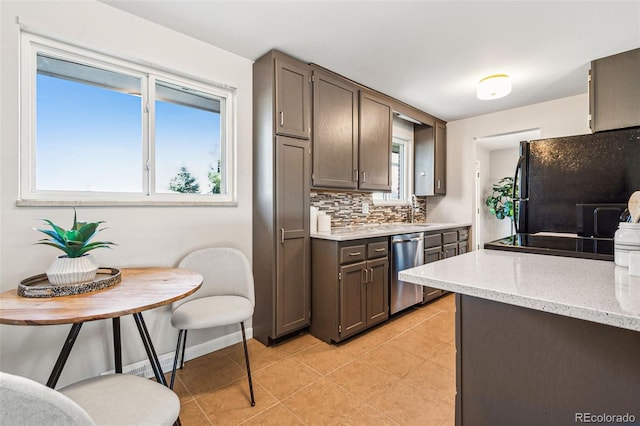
[372,116,413,206]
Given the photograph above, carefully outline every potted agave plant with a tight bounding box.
[34,209,116,285]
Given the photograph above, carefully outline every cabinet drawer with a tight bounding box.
[442,231,457,245]
[367,241,389,259]
[425,246,441,264]
[424,233,442,248]
[458,229,469,241]
[340,245,366,264]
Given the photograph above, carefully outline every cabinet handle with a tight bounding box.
[437,180,441,190]
[361,171,366,183]
[349,252,362,256]
[374,248,385,252]
[279,111,284,126]
[280,228,285,244]
[369,268,374,280]
[361,268,368,283]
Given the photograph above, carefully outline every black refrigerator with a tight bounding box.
[514,126,640,235]
[485,127,639,260]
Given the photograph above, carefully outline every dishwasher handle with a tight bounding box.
[392,236,424,244]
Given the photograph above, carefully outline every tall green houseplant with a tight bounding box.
[486,176,514,223]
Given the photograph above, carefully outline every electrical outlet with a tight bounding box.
[362,202,369,214]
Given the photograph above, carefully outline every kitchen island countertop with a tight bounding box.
[311,222,471,241]
[399,249,640,332]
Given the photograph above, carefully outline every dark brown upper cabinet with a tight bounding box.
[311,67,393,192]
[589,48,640,132]
[311,67,359,189]
[434,120,446,195]
[414,119,446,196]
[275,55,311,139]
[358,90,393,191]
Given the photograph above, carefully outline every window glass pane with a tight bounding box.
[389,143,403,200]
[372,141,406,202]
[155,81,223,194]
[36,56,142,192]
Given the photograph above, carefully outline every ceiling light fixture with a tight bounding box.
[477,74,511,100]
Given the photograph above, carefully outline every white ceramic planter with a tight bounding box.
[46,254,99,285]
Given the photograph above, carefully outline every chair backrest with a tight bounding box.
[0,371,95,426]
[174,247,255,310]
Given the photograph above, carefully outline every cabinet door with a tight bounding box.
[434,121,447,195]
[590,48,640,132]
[458,242,468,255]
[339,262,367,339]
[414,124,434,196]
[443,243,458,258]
[312,68,358,189]
[276,136,310,336]
[423,287,444,303]
[275,57,311,139]
[366,257,389,327]
[359,90,392,191]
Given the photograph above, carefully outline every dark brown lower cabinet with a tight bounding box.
[311,237,389,343]
[423,227,470,303]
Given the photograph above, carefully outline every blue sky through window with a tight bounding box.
[36,74,221,194]
[36,74,142,192]
[155,100,221,194]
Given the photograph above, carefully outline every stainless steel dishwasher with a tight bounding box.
[390,232,424,315]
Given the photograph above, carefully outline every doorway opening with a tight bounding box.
[474,129,540,248]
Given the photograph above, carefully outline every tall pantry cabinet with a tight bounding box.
[253,50,311,345]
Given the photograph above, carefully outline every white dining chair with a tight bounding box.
[170,247,255,406]
[0,371,180,426]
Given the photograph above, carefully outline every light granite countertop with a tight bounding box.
[311,222,471,241]
[399,249,640,332]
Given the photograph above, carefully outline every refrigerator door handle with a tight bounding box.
[512,154,526,234]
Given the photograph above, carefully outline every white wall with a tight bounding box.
[429,94,591,248]
[0,1,253,386]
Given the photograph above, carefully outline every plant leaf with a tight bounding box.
[34,240,72,256]
[34,228,66,245]
[76,222,103,242]
[39,219,69,241]
[76,241,115,256]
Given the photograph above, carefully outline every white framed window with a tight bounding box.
[19,33,236,206]
[373,118,413,205]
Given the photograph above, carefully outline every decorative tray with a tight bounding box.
[18,268,121,298]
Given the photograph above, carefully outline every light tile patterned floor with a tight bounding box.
[171,294,456,425]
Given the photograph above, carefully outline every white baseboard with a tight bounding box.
[101,327,252,378]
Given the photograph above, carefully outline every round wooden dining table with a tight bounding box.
[0,267,203,388]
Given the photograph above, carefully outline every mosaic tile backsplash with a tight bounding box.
[310,190,426,228]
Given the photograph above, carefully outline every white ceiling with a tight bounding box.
[101,1,640,122]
